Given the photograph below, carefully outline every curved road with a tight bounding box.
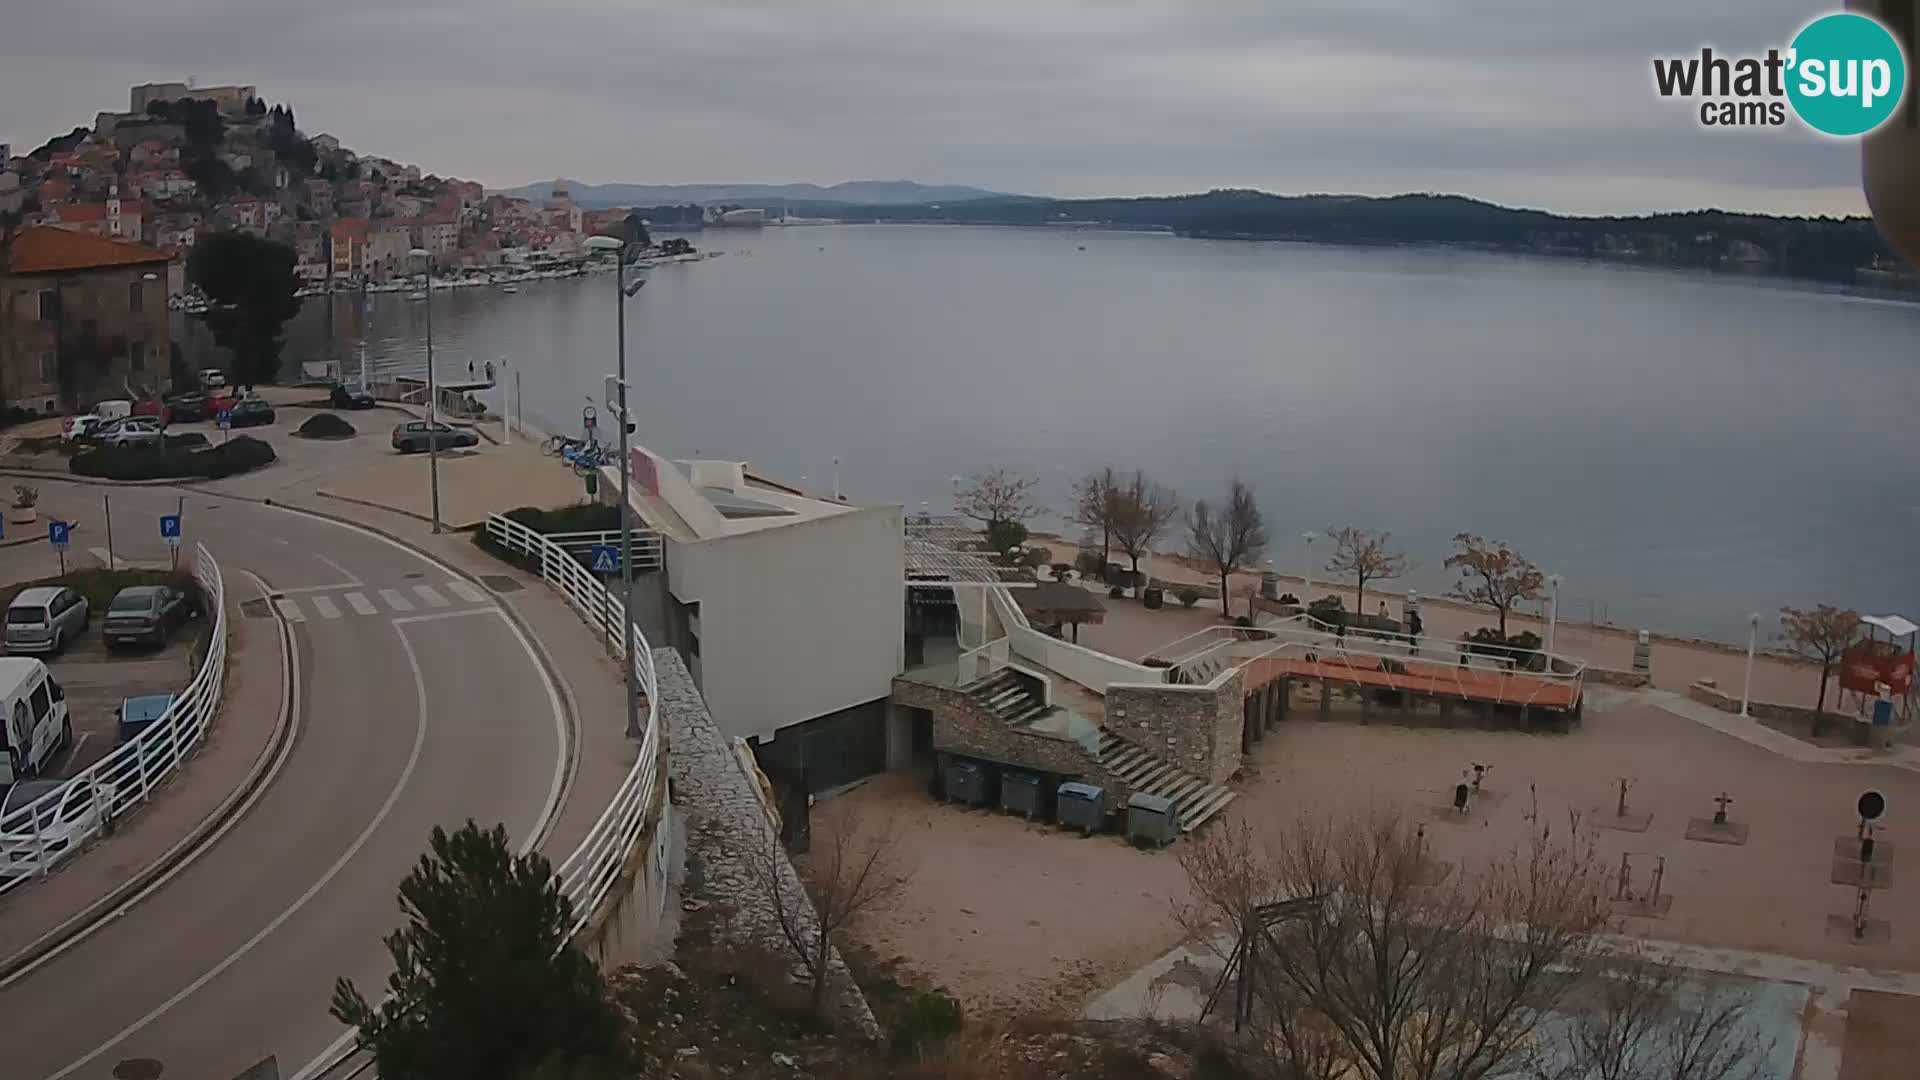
[0,483,569,1080]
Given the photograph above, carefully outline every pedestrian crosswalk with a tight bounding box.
[271,581,491,623]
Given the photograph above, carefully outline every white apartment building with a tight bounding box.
[605,446,905,791]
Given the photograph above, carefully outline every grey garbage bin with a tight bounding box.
[945,758,990,807]
[1056,781,1105,835]
[1001,771,1043,819]
[1127,792,1181,848]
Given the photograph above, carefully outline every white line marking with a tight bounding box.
[392,608,497,626]
[48,612,430,1080]
[312,553,361,586]
[65,731,92,768]
[378,588,413,612]
[309,595,341,620]
[3,569,301,990]
[344,592,377,616]
[446,579,487,604]
[412,584,450,609]
[273,583,362,596]
[273,598,305,623]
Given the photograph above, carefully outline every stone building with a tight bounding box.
[0,226,174,412]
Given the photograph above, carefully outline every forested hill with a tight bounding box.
[770,191,1909,287]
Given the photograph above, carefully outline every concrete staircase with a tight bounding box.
[968,669,1053,727]
[1172,655,1228,685]
[1094,730,1237,831]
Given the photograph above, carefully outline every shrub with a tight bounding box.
[1307,595,1346,628]
[1073,550,1104,578]
[1462,628,1546,668]
[985,519,1028,555]
[471,503,647,576]
[0,567,205,621]
[1020,546,1050,570]
[295,412,356,439]
[1178,587,1201,607]
[885,987,965,1059]
[12,484,37,508]
[70,435,275,481]
[164,432,209,450]
[1050,562,1073,579]
[1277,592,1300,605]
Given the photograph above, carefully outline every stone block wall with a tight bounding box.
[893,676,1093,779]
[1106,668,1245,785]
[1586,666,1650,688]
[1688,679,1831,729]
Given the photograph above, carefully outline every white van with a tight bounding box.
[0,658,70,785]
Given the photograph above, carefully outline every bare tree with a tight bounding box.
[953,467,1039,532]
[749,799,911,1013]
[1188,479,1268,618]
[1536,947,1772,1080]
[1444,532,1545,637]
[1068,466,1120,572]
[1324,526,1408,625]
[1109,469,1180,585]
[1178,810,1614,1080]
[1778,604,1861,736]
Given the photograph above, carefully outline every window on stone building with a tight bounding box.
[38,290,59,322]
[128,281,143,313]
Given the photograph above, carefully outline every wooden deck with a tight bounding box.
[1243,654,1580,711]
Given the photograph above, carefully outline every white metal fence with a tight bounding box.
[540,528,664,571]
[483,512,663,936]
[0,542,226,894]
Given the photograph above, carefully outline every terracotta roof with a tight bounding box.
[3,225,172,274]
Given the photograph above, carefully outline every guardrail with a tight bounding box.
[540,529,664,571]
[482,512,662,937]
[0,542,226,893]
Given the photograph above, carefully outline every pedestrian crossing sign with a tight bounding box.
[590,544,620,574]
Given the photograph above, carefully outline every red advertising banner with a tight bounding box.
[1840,642,1916,695]
[629,448,659,497]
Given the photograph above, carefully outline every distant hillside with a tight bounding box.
[779,190,1909,289]
[490,178,1015,209]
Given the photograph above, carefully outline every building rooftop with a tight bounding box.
[3,225,171,274]
[614,444,863,543]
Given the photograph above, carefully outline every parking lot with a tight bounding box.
[33,626,203,780]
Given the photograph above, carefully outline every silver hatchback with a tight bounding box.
[5,586,90,655]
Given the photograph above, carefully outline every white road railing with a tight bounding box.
[539,528,664,571]
[483,512,662,936]
[0,543,227,894]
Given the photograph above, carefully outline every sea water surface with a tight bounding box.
[285,224,1920,643]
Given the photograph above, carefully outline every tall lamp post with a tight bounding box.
[1741,612,1763,717]
[408,249,442,533]
[585,235,647,740]
[1545,573,1562,659]
[1301,531,1317,595]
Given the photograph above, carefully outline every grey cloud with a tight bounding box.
[0,0,1871,215]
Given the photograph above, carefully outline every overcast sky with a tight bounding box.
[0,1,1875,216]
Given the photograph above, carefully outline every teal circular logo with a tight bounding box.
[1786,13,1908,137]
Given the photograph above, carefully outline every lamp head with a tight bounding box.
[408,248,430,259]
[585,235,623,252]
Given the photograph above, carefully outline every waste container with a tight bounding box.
[1127,792,1181,848]
[945,758,991,807]
[1056,781,1105,835]
[1001,771,1043,819]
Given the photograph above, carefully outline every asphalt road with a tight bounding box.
[0,482,568,1080]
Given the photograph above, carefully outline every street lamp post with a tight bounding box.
[1301,531,1317,594]
[409,249,441,533]
[586,235,646,740]
[1545,574,1562,659]
[1741,612,1762,717]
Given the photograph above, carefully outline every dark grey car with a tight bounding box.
[391,420,480,453]
[103,585,191,649]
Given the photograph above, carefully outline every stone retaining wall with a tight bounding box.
[1107,670,1245,785]
[894,676,1095,778]
[659,650,881,1040]
[1586,666,1651,688]
[1687,679,1826,728]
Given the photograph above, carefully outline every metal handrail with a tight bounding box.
[538,529,664,569]
[482,512,661,936]
[0,543,227,894]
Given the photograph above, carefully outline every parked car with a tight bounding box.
[103,585,191,649]
[116,692,176,745]
[61,399,132,442]
[392,420,480,453]
[0,657,70,784]
[198,368,228,390]
[102,416,166,450]
[4,587,89,656]
[0,778,117,879]
[131,398,170,423]
[330,384,377,410]
[226,397,275,427]
[166,392,211,423]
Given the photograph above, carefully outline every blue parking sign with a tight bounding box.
[216,410,232,430]
[589,544,620,574]
[160,514,182,546]
[48,520,70,548]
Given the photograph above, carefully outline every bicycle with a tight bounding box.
[543,433,592,458]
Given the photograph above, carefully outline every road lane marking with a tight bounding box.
[446,579,487,604]
[309,595,341,620]
[3,568,300,991]
[344,592,377,616]
[312,552,362,586]
[275,583,362,595]
[378,588,413,612]
[48,603,431,1080]
[273,598,305,623]
[412,584,450,608]
[392,608,497,626]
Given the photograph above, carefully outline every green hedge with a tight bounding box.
[471,503,635,575]
[295,413,356,439]
[0,567,205,620]
[70,436,276,481]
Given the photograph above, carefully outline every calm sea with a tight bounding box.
[284,224,1920,644]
